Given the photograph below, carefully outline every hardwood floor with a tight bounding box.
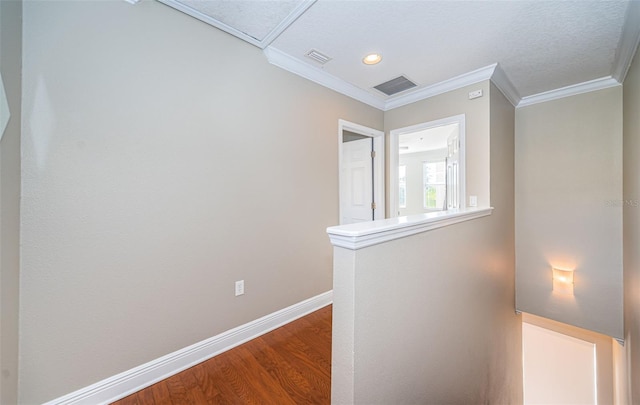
[111,305,332,405]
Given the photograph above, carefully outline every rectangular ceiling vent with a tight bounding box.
[305,49,332,65]
[374,75,417,96]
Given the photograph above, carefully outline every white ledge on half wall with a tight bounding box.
[327,207,493,250]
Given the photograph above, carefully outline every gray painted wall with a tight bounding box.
[20,1,382,402]
[16,0,636,402]
[623,39,640,403]
[0,1,22,404]
[515,87,624,339]
[332,83,522,404]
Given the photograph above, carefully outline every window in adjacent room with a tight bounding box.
[389,114,464,217]
[423,160,446,210]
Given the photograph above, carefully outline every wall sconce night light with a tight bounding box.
[552,267,574,295]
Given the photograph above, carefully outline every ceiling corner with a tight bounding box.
[612,0,640,82]
[260,0,317,48]
[156,0,316,49]
[383,64,497,111]
[490,64,521,107]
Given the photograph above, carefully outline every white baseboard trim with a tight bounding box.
[44,290,333,405]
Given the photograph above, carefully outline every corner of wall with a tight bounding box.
[489,81,522,404]
[623,39,640,404]
[515,86,624,339]
[0,0,22,404]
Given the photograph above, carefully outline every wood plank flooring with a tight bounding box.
[111,305,332,405]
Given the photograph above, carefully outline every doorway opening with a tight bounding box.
[389,114,465,217]
[521,312,615,404]
[338,120,384,225]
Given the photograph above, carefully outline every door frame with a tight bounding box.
[338,119,385,224]
[389,114,466,218]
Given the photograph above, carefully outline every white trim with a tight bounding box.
[156,0,316,49]
[264,46,626,111]
[43,291,333,405]
[612,0,640,82]
[384,64,497,111]
[389,114,466,219]
[327,208,493,250]
[263,49,500,111]
[338,120,385,223]
[517,76,621,108]
[491,64,521,107]
[264,47,386,110]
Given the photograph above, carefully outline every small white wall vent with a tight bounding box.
[305,49,332,65]
[374,75,417,96]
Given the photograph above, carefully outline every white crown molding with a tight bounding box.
[384,64,498,110]
[157,0,316,49]
[490,64,521,107]
[265,46,624,112]
[43,291,333,405]
[264,49,510,112]
[517,76,621,108]
[264,46,386,110]
[612,0,640,82]
[327,208,493,250]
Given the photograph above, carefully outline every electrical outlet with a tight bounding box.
[469,195,478,207]
[235,280,244,296]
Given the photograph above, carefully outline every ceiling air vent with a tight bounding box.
[374,75,417,96]
[305,49,332,65]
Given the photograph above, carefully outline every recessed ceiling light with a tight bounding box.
[363,53,382,65]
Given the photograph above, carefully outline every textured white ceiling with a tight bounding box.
[399,123,456,155]
[157,0,316,48]
[179,0,300,40]
[160,0,638,105]
[271,0,628,98]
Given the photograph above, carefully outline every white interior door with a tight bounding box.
[341,138,373,224]
[338,119,384,225]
